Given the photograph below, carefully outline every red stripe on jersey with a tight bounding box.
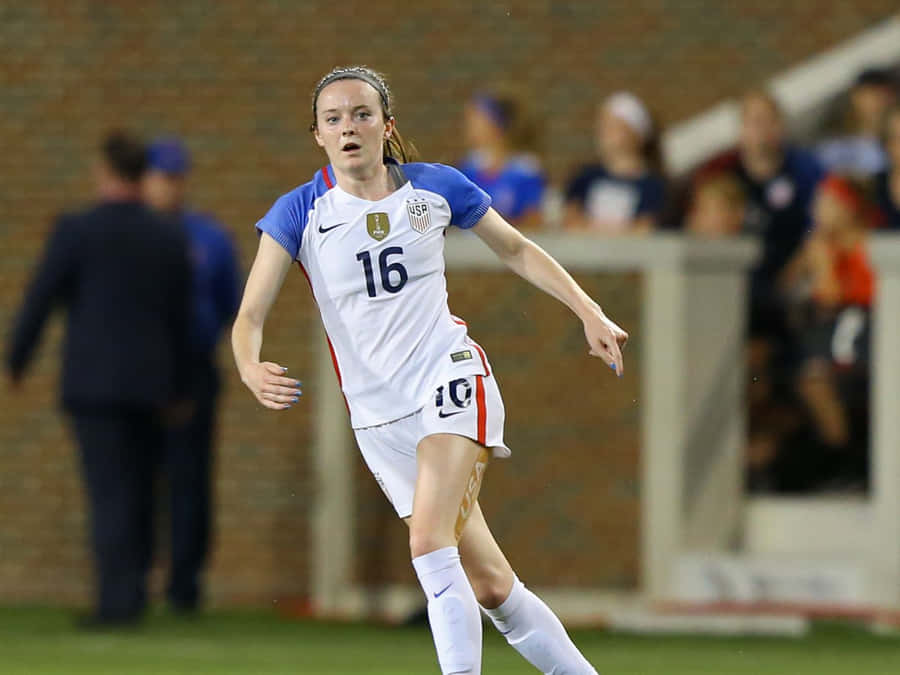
[475,375,487,446]
[296,261,347,407]
[452,317,467,327]
[321,165,334,189]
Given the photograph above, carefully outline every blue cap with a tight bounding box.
[147,137,191,175]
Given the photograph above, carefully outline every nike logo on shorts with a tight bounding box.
[318,222,348,233]
[434,583,453,598]
[438,409,466,419]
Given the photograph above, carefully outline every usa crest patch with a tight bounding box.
[406,198,431,234]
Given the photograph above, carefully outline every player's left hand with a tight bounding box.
[583,308,628,376]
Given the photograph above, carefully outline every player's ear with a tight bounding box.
[312,124,325,149]
[384,116,395,140]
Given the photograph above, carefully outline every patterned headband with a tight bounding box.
[313,68,392,118]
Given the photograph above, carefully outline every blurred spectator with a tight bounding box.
[695,90,825,344]
[564,91,664,234]
[458,88,546,229]
[817,67,897,180]
[4,131,191,626]
[874,103,900,228]
[782,175,875,488]
[143,137,241,613]
[685,173,747,238]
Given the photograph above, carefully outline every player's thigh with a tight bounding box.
[354,417,419,520]
[457,502,515,608]
[411,433,490,553]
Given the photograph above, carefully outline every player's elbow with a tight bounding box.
[494,229,530,266]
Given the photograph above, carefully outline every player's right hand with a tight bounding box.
[240,361,303,410]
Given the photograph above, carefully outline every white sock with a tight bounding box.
[482,577,597,675]
[412,546,482,674]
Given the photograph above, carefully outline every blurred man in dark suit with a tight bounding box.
[143,137,241,613]
[5,131,191,627]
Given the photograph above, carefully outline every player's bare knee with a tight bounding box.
[465,565,513,609]
[472,578,509,610]
[409,528,453,559]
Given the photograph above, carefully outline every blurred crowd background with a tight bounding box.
[2,2,899,617]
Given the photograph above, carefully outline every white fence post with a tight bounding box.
[869,234,900,609]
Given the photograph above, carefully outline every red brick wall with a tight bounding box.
[1,2,896,606]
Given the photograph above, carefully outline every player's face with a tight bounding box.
[314,79,393,175]
[740,98,784,156]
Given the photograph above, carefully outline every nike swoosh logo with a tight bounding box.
[318,222,348,233]
[437,409,466,418]
[434,583,453,598]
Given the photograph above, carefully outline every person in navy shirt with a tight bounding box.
[6,131,192,627]
[143,137,241,613]
[565,91,665,234]
[458,89,546,229]
[694,90,825,339]
[875,103,900,229]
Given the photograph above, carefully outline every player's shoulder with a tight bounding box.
[402,161,474,195]
[262,166,338,232]
[256,167,339,258]
[401,161,491,229]
[272,166,336,211]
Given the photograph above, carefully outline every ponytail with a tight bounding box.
[385,128,418,163]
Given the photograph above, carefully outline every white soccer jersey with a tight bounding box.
[256,160,494,429]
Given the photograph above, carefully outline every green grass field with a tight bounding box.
[2,607,899,674]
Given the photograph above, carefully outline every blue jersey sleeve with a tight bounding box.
[255,188,311,259]
[407,163,492,229]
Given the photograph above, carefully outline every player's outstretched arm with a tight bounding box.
[231,233,303,409]
[471,208,628,376]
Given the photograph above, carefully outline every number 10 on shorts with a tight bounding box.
[436,378,473,416]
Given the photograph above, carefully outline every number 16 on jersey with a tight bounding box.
[356,247,408,297]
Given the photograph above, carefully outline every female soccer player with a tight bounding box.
[232,66,628,675]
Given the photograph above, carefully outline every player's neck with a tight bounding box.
[334,163,395,201]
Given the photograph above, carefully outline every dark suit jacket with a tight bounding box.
[6,200,191,411]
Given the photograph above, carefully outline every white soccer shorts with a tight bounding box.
[353,373,511,519]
